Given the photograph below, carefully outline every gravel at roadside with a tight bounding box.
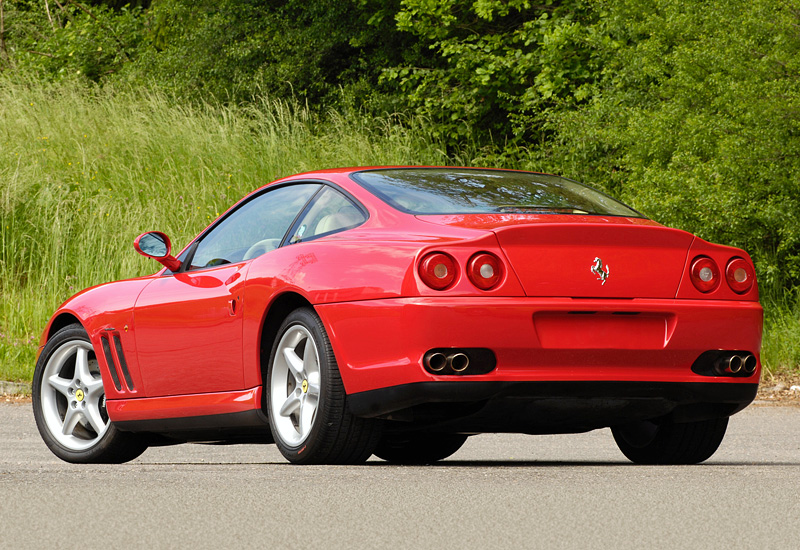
[755,373,800,406]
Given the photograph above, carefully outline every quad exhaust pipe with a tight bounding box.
[423,351,471,373]
[719,355,743,374]
[714,353,757,376]
[422,349,496,375]
[448,353,470,373]
[742,354,757,374]
[425,352,448,372]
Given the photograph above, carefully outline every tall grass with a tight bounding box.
[761,291,800,379]
[0,80,453,381]
[1,80,798,382]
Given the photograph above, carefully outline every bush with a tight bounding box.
[545,0,800,293]
[1,0,145,82]
[384,0,598,146]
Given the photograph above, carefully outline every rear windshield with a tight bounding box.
[352,168,643,218]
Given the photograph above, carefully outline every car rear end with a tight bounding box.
[319,168,762,434]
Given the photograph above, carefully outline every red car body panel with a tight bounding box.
[494,224,694,298]
[106,387,261,422]
[40,279,151,400]
[317,297,762,395]
[134,262,249,397]
[39,167,763,430]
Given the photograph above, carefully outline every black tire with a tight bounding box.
[266,308,382,464]
[32,324,147,464]
[612,416,729,465]
[374,432,468,464]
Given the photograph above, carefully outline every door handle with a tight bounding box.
[228,298,237,316]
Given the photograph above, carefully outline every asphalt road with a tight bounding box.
[1,402,799,550]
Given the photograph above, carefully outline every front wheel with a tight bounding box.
[32,324,147,463]
[266,308,381,464]
[612,416,729,465]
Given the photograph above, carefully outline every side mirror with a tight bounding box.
[134,231,182,272]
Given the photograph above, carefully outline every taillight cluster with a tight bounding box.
[467,253,503,290]
[418,251,505,291]
[419,252,457,290]
[725,258,754,294]
[690,256,754,294]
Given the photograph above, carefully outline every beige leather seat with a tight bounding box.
[314,206,362,235]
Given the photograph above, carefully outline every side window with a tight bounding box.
[289,187,366,244]
[190,183,319,269]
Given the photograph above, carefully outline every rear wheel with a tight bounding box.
[266,308,381,464]
[612,417,728,465]
[32,324,147,463]
[374,432,468,464]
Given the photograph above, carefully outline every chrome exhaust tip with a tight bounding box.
[715,354,743,375]
[727,355,743,374]
[424,352,448,372]
[448,353,470,373]
[743,354,757,374]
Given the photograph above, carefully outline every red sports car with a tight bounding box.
[32,167,762,465]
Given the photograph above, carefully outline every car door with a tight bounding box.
[133,183,321,397]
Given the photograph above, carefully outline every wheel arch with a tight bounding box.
[259,292,315,395]
[47,312,84,340]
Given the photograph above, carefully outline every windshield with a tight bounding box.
[352,168,644,218]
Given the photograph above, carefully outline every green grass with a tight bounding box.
[0,79,454,381]
[761,292,800,379]
[1,79,798,382]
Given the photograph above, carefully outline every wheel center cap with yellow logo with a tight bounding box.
[75,389,85,402]
[301,380,308,393]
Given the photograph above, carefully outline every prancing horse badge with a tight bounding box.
[591,257,610,285]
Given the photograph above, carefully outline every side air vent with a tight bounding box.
[112,334,136,390]
[100,335,123,391]
[100,332,136,392]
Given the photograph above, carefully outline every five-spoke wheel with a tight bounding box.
[39,339,109,451]
[32,324,147,463]
[269,324,322,446]
[266,308,381,464]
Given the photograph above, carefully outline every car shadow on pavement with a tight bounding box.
[361,459,800,467]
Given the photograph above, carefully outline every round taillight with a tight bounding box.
[690,256,720,293]
[419,252,457,290]
[467,252,503,290]
[726,257,754,294]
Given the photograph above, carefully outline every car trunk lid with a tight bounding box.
[417,214,694,298]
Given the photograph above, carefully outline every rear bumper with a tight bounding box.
[346,381,758,432]
[317,297,763,394]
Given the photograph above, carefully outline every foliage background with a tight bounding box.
[1,0,799,380]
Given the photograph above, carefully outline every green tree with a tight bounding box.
[548,0,800,291]
[384,0,598,146]
[0,0,145,81]
[124,0,422,107]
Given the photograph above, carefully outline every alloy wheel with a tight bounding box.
[39,340,109,451]
[269,324,322,446]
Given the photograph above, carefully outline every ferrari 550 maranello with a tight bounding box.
[32,167,762,465]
